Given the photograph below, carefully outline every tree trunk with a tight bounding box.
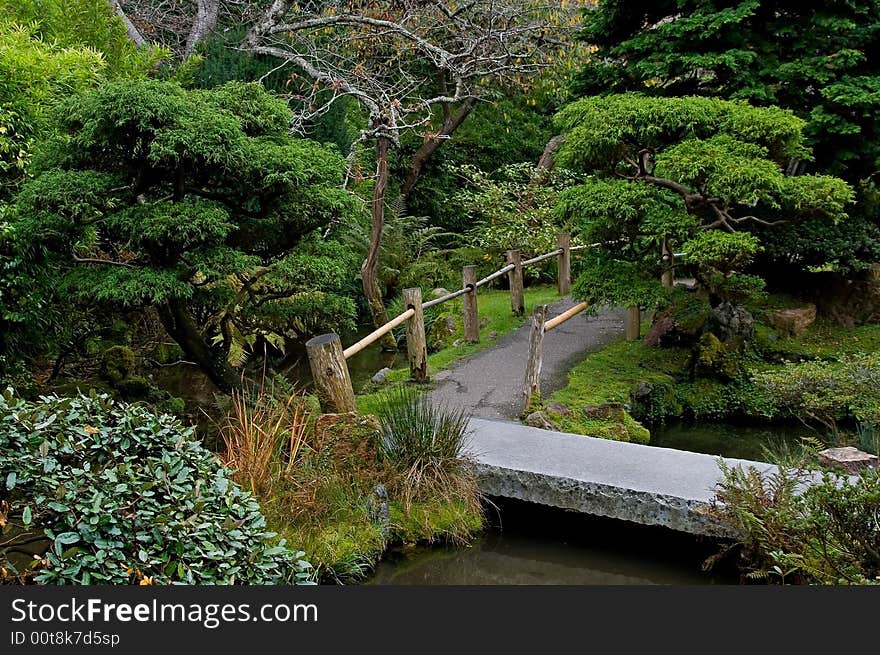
[400,99,475,203]
[158,299,238,393]
[185,0,220,57]
[108,1,147,47]
[361,134,397,350]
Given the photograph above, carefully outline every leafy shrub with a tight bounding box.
[0,390,312,585]
[712,461,880,585]
[752,353,880,434]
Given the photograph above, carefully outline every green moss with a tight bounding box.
[100,345,136,384]
[268,490,483,583]
[390,498,484,545]
[693,332,745,380]
[552,410,651,444]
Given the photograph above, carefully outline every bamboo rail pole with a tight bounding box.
[544,301,589,332]
[343,308,414,359]
[474,264,514,289]
[423,286,471,309]
[520,249,563,267]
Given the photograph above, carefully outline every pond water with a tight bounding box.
[368,498,736,585]
[648,420,822,461]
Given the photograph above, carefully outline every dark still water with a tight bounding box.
[649,420,821,461]
[369,499,736,585]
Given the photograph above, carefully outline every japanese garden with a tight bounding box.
[1,0,879,586]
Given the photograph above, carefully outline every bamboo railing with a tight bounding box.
[305,232,679,413]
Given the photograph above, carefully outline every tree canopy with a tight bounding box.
[573,0,880,181]
[12,79,361,390]
[554,94,854,307]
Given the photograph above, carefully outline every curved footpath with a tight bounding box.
[428,298,626,419]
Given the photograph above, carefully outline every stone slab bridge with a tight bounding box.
[466,417,775,537]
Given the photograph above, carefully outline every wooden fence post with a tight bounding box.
[403,287,429,383]
[462,265,480,344]
[661,237,674,288]
[506,249,524,316]
[556,232,571,296]
[306,333,356,413]
[625,305,641,341]
[522,304,547,415]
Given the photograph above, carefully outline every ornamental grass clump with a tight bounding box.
[0,389,312,585]
[217,381,313,498]
[374,386,480,519]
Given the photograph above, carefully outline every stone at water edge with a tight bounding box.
[766,304,817,337]
[371,367,393,384]
[525,411,558,430]
[431,288,450,298]
[487,331,498,339]
[818,447,879,474]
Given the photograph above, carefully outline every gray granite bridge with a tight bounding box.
[466,417,774,537]
[426,298,774,537]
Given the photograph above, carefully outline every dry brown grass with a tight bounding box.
[216,383,312,498]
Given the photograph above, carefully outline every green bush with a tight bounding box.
[712,461,880,584]
[0,390,312,585]
[752,353,880,434]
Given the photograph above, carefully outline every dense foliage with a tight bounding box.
[554,94,853,309]
[753,353,880,435]
[713,461,880,585]
[11,79,361,390]
[0,389,312,585]
[574,0,880,181]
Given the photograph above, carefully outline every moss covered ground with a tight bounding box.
[544,311,880,444]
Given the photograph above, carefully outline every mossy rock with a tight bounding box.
[314,412,382,471]
[555,407,650,445]
[692,332,745,380]
[100,345,137,384]
[115,375,152,399]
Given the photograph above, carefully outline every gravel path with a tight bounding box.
[427,299,626,419]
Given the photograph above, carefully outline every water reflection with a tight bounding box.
[369,499,734,585]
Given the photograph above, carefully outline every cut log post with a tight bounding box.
[521,304,547,415]
[506,249,524,317]
[556,232,571,296]
[462,265,480,344]
[625,305,641,341]
[306,333,356,413]
[403,287,429,383]
[661,237,674,288]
